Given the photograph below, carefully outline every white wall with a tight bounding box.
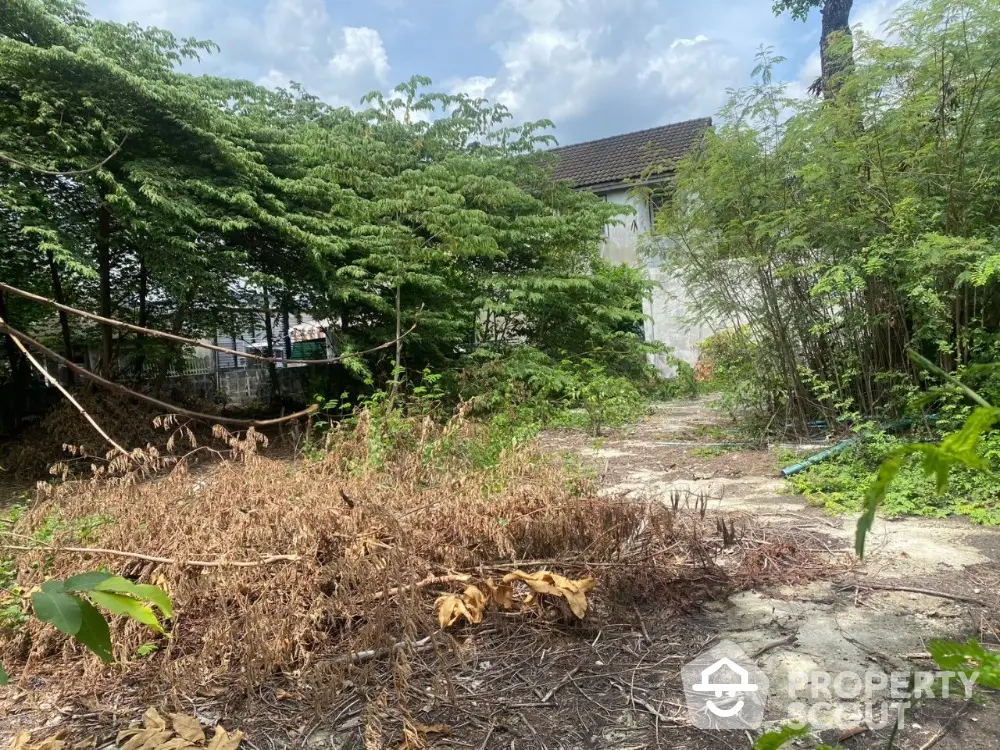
[597,187,714,375]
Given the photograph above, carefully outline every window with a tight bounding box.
[647,189,671,234]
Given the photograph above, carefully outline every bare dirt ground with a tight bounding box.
[539,398,1000,749]
[3,399,999,750]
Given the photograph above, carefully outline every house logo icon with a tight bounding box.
[682,641,769,729]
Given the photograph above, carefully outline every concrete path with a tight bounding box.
[561,398,1000,746]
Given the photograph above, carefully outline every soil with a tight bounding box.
[3,399,1000,749]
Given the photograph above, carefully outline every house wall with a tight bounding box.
[597,186,714,375]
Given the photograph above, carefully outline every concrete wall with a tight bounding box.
[597,186,714,375]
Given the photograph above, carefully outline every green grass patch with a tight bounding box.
[787,432,1000,525]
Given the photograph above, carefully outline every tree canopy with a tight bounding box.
[0,0,653,402]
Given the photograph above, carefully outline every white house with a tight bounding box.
[550,118,715,375]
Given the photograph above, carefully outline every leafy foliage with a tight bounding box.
[661,0,1000,433]
[0,0,653,405]
[0,570,171,683]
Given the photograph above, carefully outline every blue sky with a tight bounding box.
[87,0,903,145]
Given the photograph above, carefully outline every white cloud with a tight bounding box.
[329,27,390,83]
[87,0,392,107]
[468,0,784,142]
[450,76,497,99]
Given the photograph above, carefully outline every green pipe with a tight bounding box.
[781,438,858,477]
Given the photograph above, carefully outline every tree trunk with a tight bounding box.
[262,288,280,402]
[46,250,75,385]
[151,290,193,398]
[0,291,27,384]
[280,294,292,360]
[132,252,149,378]
[819,0,854,99]
[97,198,114,378]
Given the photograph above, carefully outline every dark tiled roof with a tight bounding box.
[549,117,712,190]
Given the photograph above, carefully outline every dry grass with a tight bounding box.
[0,406,728,707]
[0,391,225,479]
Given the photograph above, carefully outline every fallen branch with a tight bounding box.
[845,582,987,607]
[0,323,317,427]
[1,544,301,568]
[366,573,471,602]
[541,666,580,703]
[0,281,418,365]
[917,696,972,750]
[0,313,129,457]
[336,635,435,665]
[750,634,797,659]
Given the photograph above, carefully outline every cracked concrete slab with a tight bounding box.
[568,398,1000,737]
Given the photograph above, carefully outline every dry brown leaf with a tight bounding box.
[8,730,31,750]
[169,715,205,744]
[461,586,486,622]
[119,732,155,750]
[205,727,242,750]
[434,594,470,628]
[70,738,96,750]
[273,689,292,701]
[502,570,596,618]
[484,578,515,609]
[434,585,486,628]
[153,739,194,750]
[143,708,168,732]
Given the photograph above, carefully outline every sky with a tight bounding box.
[86,0,905,146]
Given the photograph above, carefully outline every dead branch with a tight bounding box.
[1,544,301,568]
[0,322,317,427]
[365,573,471,602]
[0,281,418,365]
[334,635,435,665]
[845,582,987,607]
[750,634,797,659]
[0,313,129,457]
[541,666,580,703]
[0,135,127,176]
[917,696,972,750]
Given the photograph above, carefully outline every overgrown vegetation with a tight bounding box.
[658,0,1000,434]
[0,0,664,423]
[0,399,728,708]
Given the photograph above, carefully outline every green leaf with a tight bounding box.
[87,591,163,633]
[0,664,8,685]
[40,579,66,594]
[93,575,144,596]
[94,577,172,618]
[63,571,114,592]
[754,723,810,750]
[31,590,83,636]
[73,597,113,663]
[132,584,173,619]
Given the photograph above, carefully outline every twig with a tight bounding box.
[366,573,471,602]
[0,314,129,457]
[1,544,301,568]
[633,604,652,645]
[333,635,435,666]
[611,681,684,724]
[846,582,987,607]
[0,135,128,176]
[917,696,972,750]
[750,634,797,659]
[0,281,419,365]
[541,666,580,703]
[1,322,318,427]
[477,723,496,750]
